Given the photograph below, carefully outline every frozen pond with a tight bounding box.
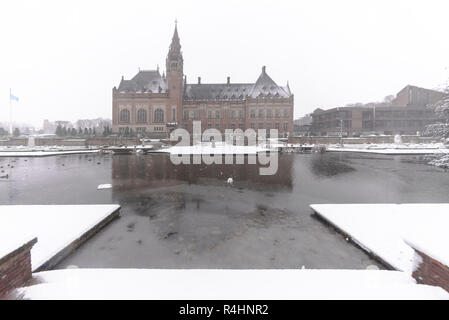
[1,152,448,269]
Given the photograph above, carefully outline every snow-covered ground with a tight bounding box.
[310,203,449,273]
[428,154,449,169]
[17,269,448,300]
[153,142,273,155]
[327,143,449,155]
[0,205,120,271]
[0,146,100,157]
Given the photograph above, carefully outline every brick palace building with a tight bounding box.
[112,23,294,138]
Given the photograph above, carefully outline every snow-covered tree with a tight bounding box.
[423,84,449,140]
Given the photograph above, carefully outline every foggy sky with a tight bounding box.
[1,0,449,128]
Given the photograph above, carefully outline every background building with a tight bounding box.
[112,24,294,138]
[294,115,312,136]
[311,85,446,137]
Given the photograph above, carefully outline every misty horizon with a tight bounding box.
[1,0,449,128]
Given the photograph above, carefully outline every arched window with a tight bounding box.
[120,109,130,123]
[154,108,164,123]
[137,109,147,123]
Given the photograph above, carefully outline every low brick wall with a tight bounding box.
[0,238,37,298]
[86,137,140,146]
[35,138,86,146]
[0,138,28,146]
[288,135,439,145]
[411,247,449,292]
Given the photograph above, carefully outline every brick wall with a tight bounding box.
[0,238,37,298]
[411,248,449,292]
[288,135,437,145]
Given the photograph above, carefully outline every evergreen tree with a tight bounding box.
[55,125,62,136]
[78,127,82,135]
[13,128,20,137]
[84,128,88,135]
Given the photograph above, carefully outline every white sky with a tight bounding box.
[1,0,449,128]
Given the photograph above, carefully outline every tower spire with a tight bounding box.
[167,19,183,73]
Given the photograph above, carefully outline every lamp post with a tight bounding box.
[340,119,343,146]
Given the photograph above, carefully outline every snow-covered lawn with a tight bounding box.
[310,203,449,273]
[0,149,100,157]
[0,205,120,271]
[17,269,448,300]
[153,142,273,155]
[327,143,449,155]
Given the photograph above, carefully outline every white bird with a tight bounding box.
[227,177,233,184]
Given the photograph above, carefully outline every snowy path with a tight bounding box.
[0,149,100,157]
[0,205,120,271]
[153,143,272,155]
[18,269,448,300]
[327,144,449,155]
[310,203,449,273]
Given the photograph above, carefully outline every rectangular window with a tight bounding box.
[267,109,272,118]
[183,111,188,120]
[238,123,244,130]
[250,123,255,129]
[284,123,288,131]
[207,123,212,129]
[250,109,256,118]
[239,110,244,119]
[258,123,264,129]
[215,110,220,119]
[208,111,212,119]
[275,123,280,130]
[172,108,176,121]
[283,109,289,118]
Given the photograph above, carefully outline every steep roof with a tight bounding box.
[185,83,254,100]
[184,66,291,100]
[117,70,168,93]
[248,66,290,99]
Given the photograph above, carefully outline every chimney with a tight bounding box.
[227,76,230,85]
[198,77,201,85]
[262,66,266,74]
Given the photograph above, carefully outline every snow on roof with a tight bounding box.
[184,67,291,100]
[118,70,168,93]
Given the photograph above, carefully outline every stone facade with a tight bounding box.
[112,24,294,138]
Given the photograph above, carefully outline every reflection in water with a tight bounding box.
[110,154,296,254]
[112,154,293,191]
[309,154,356,177]
[5,152,448,269]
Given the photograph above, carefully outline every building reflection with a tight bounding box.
[111,154,293,191]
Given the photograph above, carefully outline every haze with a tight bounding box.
[1,0,448,127]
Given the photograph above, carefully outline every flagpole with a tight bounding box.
[9,88,12,135]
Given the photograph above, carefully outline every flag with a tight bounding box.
[10,93,19,102]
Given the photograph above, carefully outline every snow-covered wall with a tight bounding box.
[0,238,37,298]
